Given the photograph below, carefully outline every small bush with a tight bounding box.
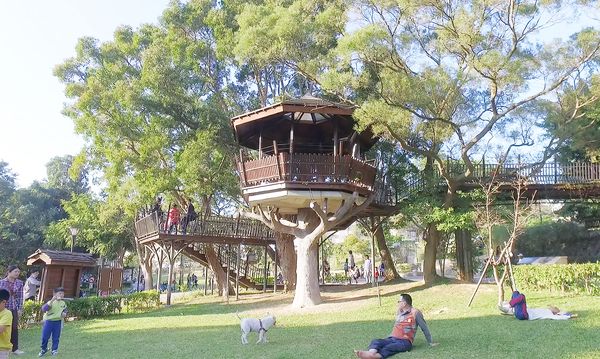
[123,290,161,312]
[19,290,161,325]
[514,263,600,295]
[19,300,43,329]
[325,273,347,283]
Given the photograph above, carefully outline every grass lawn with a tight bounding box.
[17,281,600,359]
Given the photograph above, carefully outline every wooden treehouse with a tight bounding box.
[232,95,396,223]
[232,95,393,307]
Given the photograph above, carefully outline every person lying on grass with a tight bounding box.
[499,291,578,320]
[354,293,439,359]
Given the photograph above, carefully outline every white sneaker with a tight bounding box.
[12,349,25,355]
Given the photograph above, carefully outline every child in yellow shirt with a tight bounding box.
[0,289,13,359]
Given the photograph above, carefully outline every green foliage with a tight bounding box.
[514,263,600,295]
[67,291,161,319]
[122,290,162,312]
[21,291,161,326]
[324,272,347,283]
[515,221,590,257]
[1,180,70,267]
[426,207,475,233]
[340,233,370,257]
[67,296,124,319]
[45,193,133,258]
[19,301,43,329]
[55,1,239,214]
[45,155,88,195]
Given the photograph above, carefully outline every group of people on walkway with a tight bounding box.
[151,197,198,234]
[344,251,385,284]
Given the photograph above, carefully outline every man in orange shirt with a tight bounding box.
[354,294,438,358]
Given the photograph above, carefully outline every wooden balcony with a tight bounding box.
[237,152,377,196]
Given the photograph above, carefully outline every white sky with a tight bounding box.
[0,0,170,188]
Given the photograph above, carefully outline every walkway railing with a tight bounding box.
[404,161,600,195]
[134,213,274,243]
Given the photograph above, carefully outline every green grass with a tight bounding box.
[17,282,600,359]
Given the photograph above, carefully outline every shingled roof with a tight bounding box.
[27,249,97,267]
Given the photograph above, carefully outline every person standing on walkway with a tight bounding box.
[0,266,25,355]
[364,256,372,284]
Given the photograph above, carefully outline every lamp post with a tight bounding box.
[69,227,79,252]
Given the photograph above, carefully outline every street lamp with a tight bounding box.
[69,227,79,252]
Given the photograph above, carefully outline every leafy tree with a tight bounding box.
[1,182,69,268]
[316,0,600,282]
[45,155,88,195]
[46,194,133,260]
[55,1,241,302]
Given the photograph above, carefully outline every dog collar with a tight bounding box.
[259,319,267,332]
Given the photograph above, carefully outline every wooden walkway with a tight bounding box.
[135,213,275,246]
[397,161,600,201]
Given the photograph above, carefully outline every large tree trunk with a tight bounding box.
[133,238,154,290]
[166,260,175,305]
[204,244,232,298]
[275,233,297,290]
[423,223,441,283]
[455,229,474,282]
[374,224,400,280]
[292,209,321,307]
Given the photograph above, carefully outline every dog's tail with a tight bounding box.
[235,311,242,320]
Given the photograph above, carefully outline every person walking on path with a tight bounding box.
[354,293,438,358]
[0,266,25,355]
[348,251,356,270]
[23,270,41,301]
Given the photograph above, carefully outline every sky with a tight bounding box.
[0,0,170,188]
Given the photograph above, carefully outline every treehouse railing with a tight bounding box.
[237,152,377,191]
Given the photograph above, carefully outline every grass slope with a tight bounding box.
[18,282,600,359]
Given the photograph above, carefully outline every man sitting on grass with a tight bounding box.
[354,293,438,358]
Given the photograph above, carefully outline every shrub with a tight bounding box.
[516,221,589,257]
[19,300,43,329]
[20,290,161,325]
[325,273,347,283]
[123,290,161,312]
[514,263,600,295]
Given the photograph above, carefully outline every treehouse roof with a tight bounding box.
[231,95,377,151]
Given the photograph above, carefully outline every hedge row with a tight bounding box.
[513,263,600,295]
[20,290,161,328]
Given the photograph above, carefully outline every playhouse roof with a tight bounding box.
[27,249,97,267]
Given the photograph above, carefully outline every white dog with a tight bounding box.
[238,314,277,344]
